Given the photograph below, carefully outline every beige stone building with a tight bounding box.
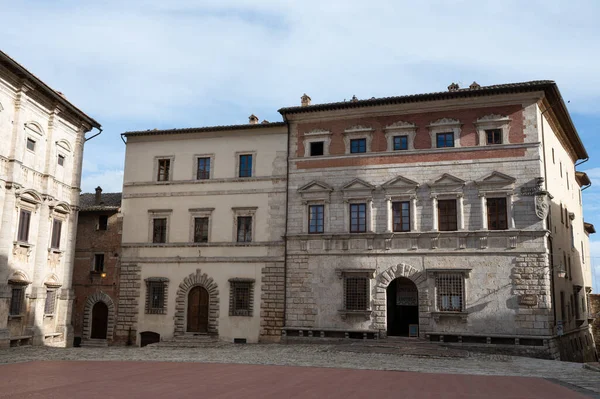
[117,119,286,345]
[0,51,101,348]
[279,81,595,361]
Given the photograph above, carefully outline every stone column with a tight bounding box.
[480,194,487,230]
[508,193,515,229]
[367,199,373,232]
[457,194,465,231]
[431,196,438,231]
[385,197,392,233]
[410,196,418,231]
[7,82,33,183]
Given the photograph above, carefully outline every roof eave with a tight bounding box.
[123,122,286,138]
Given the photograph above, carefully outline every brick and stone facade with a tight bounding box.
[0,50,101,348]
[72,188,121,345]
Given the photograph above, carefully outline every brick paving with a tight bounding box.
[0,344,599,397]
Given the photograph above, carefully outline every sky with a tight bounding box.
[2,0,600,286]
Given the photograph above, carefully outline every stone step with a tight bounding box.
[80,339,108,348]
[146,335,224,348]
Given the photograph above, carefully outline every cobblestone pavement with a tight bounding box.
[1,344,599,397]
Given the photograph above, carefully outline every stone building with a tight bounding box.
[590,294,600,356]
[278,81,595,361]
[117,118,286,346]
[0,50,101,347]
[72,187,122,346]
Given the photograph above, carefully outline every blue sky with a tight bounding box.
[2,0,600,286]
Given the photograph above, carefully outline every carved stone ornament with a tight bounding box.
[535,194,549,220]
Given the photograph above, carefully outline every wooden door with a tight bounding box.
[91,302,108,339]
[187,286,209,333]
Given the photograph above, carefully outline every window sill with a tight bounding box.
[43,314,54,319]
[230,313,252,317]
[48,248,64,254]
[8,315,23,320]
[13,241,33,248]
[431,311,468,322]
[338,309,373,320]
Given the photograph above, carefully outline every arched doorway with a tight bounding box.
[386,277,419,336]
[187,286,209,333]
[90,302,108,339]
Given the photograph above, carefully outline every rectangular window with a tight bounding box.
[237,216,252,242]
[560,204,564,224]
[152,218,167,243]
[150,282,165,311]
[197,157,210,180]
[350,138,367,153]
[26,138,36,152]
[345,276,368,311]
[350,203,367,233]
[436,132,454,148]
[94,254,105,272]
[392,201,410,232]
[193,217,209,243]
[51,219,62,249]
[310,141,324,156]
[239,154,253,177]
[486,129,502,145]
[44,290,56,315]
[487,198,508,230]
[9,286,24,316]
[229,280,254,316]
[308,205,324,234]
[98,215,108,231]
[157,158,171,181]
[17,209,31,242]
[57,154,65,166]
[436,273,464,312]
[393,136,408,151]
[438,199,457,231]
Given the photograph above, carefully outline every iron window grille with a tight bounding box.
[10,286,25,316]
[239,154,253,177]
[197,157,210,180]
[435,273,464,312]
[93,254,105,273]
[393,135,408,151]
[44,290,56,315]
[237,216,252,242]
[310,141,324,156]
[51,219,62,249]
[153,218,167,243]
[486,198,508,230]
[157,158,171,181]
[486,129,502,145]
[229,280,254,316]
[145,278,168,314]
[194,217,209,243]
[436,132,454,148]
[350,138,367,153]
[17,209,31,242]
[392,201,410,232]
[308,205,324,233]
[98,215,108,231]
[344,276,369,311]
[350,203,367,233]
[438,199,457,231]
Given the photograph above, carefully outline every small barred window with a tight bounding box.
[344,276,369,311]
[435,273,464,312]
[145,278,169,314]
[10,286,25,316]
[229,279,254,316]
[44,290,56,315]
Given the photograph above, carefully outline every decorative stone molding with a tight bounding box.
[427,118,462,148]
[8,270,31,285]
[174,269,219,336]
[82,291,116,341]
[384,121,417,151]
[302,129,332,157]
[342,125,373,154]
[474,114,511,146]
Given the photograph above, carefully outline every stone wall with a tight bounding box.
[259,262,285,341]
[113,262,141,345]
[590,294,600,355]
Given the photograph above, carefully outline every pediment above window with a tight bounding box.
[16,189,43,205]
[56,139,72,153]
[298,180,334,202]
[428,174,465,193]
[8,270,31,285]
[384,121,416,131]
[303,128,332,137]
[44,274,62,288]
[24,121,44,136]
[475,171,516,191]
[382,175,419,196]
[342,178,375,199]
[427,118,461,128]
[344,125,373,133]
[475,114,511,124]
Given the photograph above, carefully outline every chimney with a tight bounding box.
[448,82,460,92]
[301,93,311,107]
[351,95,358,102]
[249,114,259,124]
[469,81,481,90]
[95,186,102,205]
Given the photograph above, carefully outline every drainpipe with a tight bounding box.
[282,114,290,338]
[85,127,103,142]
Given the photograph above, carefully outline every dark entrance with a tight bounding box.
[187,286,209,333]
[386,277,419,336]
[90,302,108,339]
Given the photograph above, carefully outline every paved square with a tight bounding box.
[0,361,591,399]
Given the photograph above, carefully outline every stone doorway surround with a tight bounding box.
[374,263,429,338]
[174,269,219,336]
[82,291,116,341]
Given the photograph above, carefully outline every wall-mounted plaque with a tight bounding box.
[519,294,538,306]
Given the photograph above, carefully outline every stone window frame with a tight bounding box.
[55,139,72,168]
[428,174,466,232]
[232,207,257,243]
[145,277,169,314]
[153,155,175,183]
[384,121,417,151]
[298,181,333,234]
[342,179,375,234]
[235,151,257,178]
[475,172,516,230]
[43,277,61,318]
[48,205,69,252]
[14,191,41,254]
[7,271,31,319]
[342,125,374,155]
[474,114,511,146]
[302,129,332,157]
[189,208,214,243]
[228,278,255,317]
[336,269,375,320]
[382,175,420,233]
[148,209,172,244]
[92,253,105,273]
[307,203,325,234]
[427,268,471,321]
[427,118,462,149]
[193,153,215,180]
